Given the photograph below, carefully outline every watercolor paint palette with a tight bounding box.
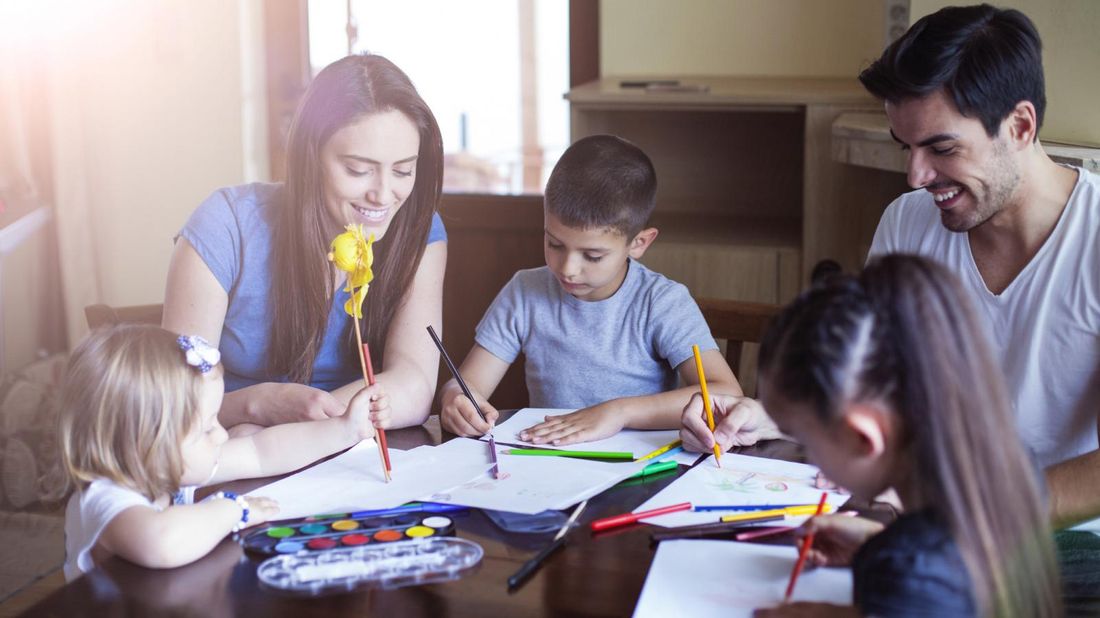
[242,512,458,556]
[257,537,485,595]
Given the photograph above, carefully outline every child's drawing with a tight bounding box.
[704,467,806,494]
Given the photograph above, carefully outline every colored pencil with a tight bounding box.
[636,439,682,462]
[504,448,634,460]
[590,502,692,532]
[735,510,857,542]
[694,503,817,512]
[626,460,679,479]
[349,503,469,519]
[650,515,785,544]
[362,343,392,480]
[692,344,722,467]
[719,504,833,523]
[426,325,502,479]
[784,492,829,602]
[654,446,685,462]
[508,500,588,589]
[352,317,389,481]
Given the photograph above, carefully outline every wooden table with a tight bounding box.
[22,413,855,617]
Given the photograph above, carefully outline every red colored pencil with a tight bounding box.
[362,343,392,476]
[784,492,828,601]
[590,502,692,532]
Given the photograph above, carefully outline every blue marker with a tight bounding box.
[347,497,468,516]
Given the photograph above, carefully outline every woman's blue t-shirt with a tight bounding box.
[179,182,446,392]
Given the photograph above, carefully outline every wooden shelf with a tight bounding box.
[651,214,800,250]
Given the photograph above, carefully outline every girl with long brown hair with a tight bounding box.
[751,254,1061,616]
[163,54,445,430]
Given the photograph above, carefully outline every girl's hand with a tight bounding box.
[680,393,782,453]
[754,602,860,617]
[345,386,381,441]
[519,404,625,446]
[241,496,280,528]
[794,514,884,568]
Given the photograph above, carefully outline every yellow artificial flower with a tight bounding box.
[327,224,375,318]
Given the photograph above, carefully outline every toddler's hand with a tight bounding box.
[345,385,381,440]
[242,496,280,528]
[440,384,499,437]
[680,393,781,453]
[519,404,624,446]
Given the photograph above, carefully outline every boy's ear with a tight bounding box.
[627,227,659,259]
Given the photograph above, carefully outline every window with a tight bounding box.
[308,1,570,195]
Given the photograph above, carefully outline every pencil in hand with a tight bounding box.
[362,343,392,478]
[691,345,722,467]
[783,492,829,602]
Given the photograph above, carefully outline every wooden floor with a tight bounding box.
[0,570,64,617]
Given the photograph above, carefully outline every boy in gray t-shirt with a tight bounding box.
[440,135,749,446]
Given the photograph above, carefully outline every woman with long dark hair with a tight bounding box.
[163,54,445,429]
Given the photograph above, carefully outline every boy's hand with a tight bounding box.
[680,393,781,453]
[345,386,382,441]
[440,383,499,437]
[792,514,884,568]
[519,404,625,446]
[241,496,280,528]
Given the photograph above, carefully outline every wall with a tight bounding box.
[600,0,886,77]
[910,0,1100,146]
[71,0,268,309]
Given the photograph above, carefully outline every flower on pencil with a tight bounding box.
[327,224,375,318]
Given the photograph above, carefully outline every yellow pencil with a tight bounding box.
[719,504,834,523]
[636,439,682,462]
[692,344,722,467]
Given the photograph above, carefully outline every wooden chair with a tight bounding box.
[695,297,781,396]
[84,303,164,329]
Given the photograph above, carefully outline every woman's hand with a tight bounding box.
[225,382,346,427]
[680,393,782,453]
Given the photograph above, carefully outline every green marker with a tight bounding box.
[504,448,635,460]
[627,460,679,479]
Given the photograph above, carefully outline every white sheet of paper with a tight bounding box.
[481,408,702,466]
[633,540,852,617]
[246,439,493,520]
[422,437,648,514]
[632,453,849,527]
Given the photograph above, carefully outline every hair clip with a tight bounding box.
[177,335,221,374]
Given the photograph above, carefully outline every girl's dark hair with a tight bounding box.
[270,54,443,383]
[758,254,1060,616]
[859,4,1045,139]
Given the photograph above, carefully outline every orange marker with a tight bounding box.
[692,345,722,467]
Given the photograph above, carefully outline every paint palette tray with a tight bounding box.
[256,537,484,595]
[242,513,458,556]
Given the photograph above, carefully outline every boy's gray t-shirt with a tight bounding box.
[475,259,718,409]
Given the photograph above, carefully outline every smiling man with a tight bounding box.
[862,4,1100,528]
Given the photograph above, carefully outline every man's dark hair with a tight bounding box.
[544,134,657,237]
[859,4,1045,139]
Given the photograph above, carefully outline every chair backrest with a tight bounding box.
[84,303,164,330]
[695,297,780,393]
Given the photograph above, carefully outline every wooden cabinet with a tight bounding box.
[568,76,903,304]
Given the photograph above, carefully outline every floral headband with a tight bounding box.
[177,335,221,374]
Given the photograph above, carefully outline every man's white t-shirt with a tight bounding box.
[64,479,196,580]
[869,167,1100,469]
